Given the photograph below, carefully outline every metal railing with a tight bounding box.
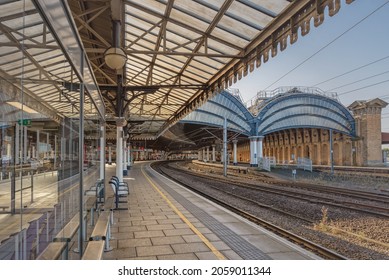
[258,156,276,172]
[297,157,313,172]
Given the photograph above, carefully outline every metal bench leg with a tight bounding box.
[83,216,87,242]
[110,209,114,225]
[63,241,69,260]
[90,207,95,226]
[115,186,119,209]
[104,223,113,252]
[73,229,81,254]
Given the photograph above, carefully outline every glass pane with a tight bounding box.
[0,0,104,260]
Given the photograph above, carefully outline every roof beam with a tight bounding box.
[85,48,242,58]
[73,13,111,47]
[0,8,37,22]
[146,0,175,86]
[73,4,109,20]
[125,20,164,50]
[90,61,117,84]
[161,0,355,135]
[34,0,106,119]
[125,52,205,85]
[162,0,234,127]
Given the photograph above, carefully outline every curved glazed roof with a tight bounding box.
[256,87,356,136]
[181,90,253,135]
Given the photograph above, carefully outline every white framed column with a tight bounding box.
[15,123,20,165]
[223,117,227,176]
[202,147,206,162]
[257,136,263,160]
[116,125,123,182]
[123,139,127,173]
[206,146,209,162]
[108,144,112,164]
[127,143,131,167]
[232,139,238,165]
[249,136,258,167]
[212,144,216,162]
[100,125,105,180]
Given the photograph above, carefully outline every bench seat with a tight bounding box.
[37,212,86,260]
[81,241,104,260]
[83,210,112,259]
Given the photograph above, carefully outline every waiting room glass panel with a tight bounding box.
[0,0,104,260]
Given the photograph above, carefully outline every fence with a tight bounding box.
[258,156,276,172]
[297,157,312,172]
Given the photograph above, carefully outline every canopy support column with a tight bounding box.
[232,139,238,165]
[249,136,258,167]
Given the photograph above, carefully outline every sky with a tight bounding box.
[231,0,389,133]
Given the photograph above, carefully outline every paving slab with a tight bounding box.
[102,163,320,260]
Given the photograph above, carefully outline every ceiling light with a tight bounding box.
[6,101,38,114]
[104,47,127,70]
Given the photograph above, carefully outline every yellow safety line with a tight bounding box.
[141,166,226,260]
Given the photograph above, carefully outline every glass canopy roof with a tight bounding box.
[1,0,355,140]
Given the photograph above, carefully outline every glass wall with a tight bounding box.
[0,0,104,259]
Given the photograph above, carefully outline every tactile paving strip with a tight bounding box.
[150,172,271,260]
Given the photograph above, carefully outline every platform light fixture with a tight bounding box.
[104,47,127,70]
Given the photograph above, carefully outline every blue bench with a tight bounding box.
[84,179,105,209]
[109,177,129,210]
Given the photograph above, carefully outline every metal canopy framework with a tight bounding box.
[68,0,354,140]
[1,0,355,141]
[0,0,104,126]
[181,89,254,135]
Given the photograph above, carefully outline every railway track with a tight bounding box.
[256,176,389,204]
[194,161,389,203]
[210,162,388,200]
[151,161,347,260]
[172,162,389,218]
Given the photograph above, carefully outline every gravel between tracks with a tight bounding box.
[156,161,389,260]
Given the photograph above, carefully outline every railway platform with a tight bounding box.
[102,161,320,260]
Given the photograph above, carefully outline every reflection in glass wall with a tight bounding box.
[0,0,104,259]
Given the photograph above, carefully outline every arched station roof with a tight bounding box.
[255,87,356,136]
[181,90,254,136]
[177,87,356,149]
[0,0,355,141]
